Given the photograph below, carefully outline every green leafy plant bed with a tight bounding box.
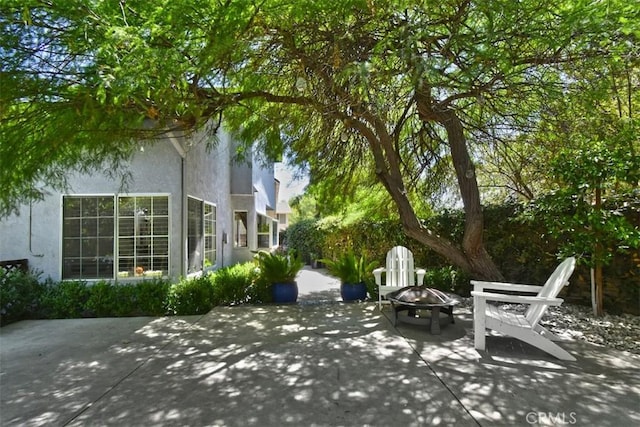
[322,250,376,302]
[254,250,304,304]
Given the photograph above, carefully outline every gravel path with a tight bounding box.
[542,304,640,355]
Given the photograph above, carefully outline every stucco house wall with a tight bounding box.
[0,125,277,281]
[230,147,278,263]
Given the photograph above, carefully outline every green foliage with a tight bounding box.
[210,262,258,306]
[321,250,377,284]
[284,219,324,263]
[254,250,304,284]
[0,269,44,326]
[0,264,265,323]
[424,267,470,297]
[247,274,273,304]
[40,281,91,319]
[166,276,215,315]
[85,281,122,317]
[85,281,149,317]
[133,279,171,316]
[526,130,640,267]
[3,0,637,282]
[38,278,174,319]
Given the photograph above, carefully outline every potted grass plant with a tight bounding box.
[254,250,304,303]
[321,250,376,302]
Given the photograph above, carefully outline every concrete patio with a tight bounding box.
[1,267,639,426]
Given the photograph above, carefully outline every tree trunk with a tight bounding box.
[594,186,604,316]
[361,99,503,280]
[414,88,504,281]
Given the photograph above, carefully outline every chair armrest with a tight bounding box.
[471,290,564,306]
[416,268,426,286]
[373,267,385,285]
[471,280,544,294]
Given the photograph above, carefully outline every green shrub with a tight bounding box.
[424,266,471,296]
[85,281,142,317]
[40,280,90,319]
[321,250,376,284]
[166,276,215,315]
[254,250,304,284]
[85,281,118,317]
[134,279,171,315]
[247,274,273,304]
[211,262,258,306]
[364,277,378,301]
[284,219,324,263]
[0,269,44,326]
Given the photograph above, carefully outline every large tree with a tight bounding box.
[2,0,637,279]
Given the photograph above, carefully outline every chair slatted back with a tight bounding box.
[525,257,576,326]
[385,246,416,287]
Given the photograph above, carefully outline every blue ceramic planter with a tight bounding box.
[340,282,367,302]
[272,281,298,303]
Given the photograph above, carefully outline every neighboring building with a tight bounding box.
[276,200,292,232]
[0,125,280,282]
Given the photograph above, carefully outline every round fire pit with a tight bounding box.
[386,286,462,334]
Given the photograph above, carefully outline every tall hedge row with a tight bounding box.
[286,203,639,314]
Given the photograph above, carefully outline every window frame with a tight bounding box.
[233,210,249,248]
[187,196,217,274]
[256,214,271,249]
[187,196,204,274]
[116,194,170,279]
[61,194,116,280]
[204,202,217,269]
[60,193,171,280]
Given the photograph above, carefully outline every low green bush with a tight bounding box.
[0,269,44,326]
[85,281,144,317]
[85,281,118,317]
[247,275,273,304]
[166,275,215,315]
[40,280,91,319]
[133,279,171,316]
[211,262,258,306]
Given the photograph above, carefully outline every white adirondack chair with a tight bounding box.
[373,246,426,310]
[471,257,577,361]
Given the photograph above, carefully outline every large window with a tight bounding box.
[257,214,271,248]
[187,198,217,273]
[117,196,169,278]
[234,211,248,247]
[63,194,170,279]
[204,203,216,268]
[187,197,203,273]
[62,196,115,279]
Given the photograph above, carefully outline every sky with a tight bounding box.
[274,162,309,202]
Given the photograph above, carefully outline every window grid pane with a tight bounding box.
[204,203,216,268]
[62,196,115,280]
[117,195,170,278]
[187,197,203,274]
[257,214,270,248]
